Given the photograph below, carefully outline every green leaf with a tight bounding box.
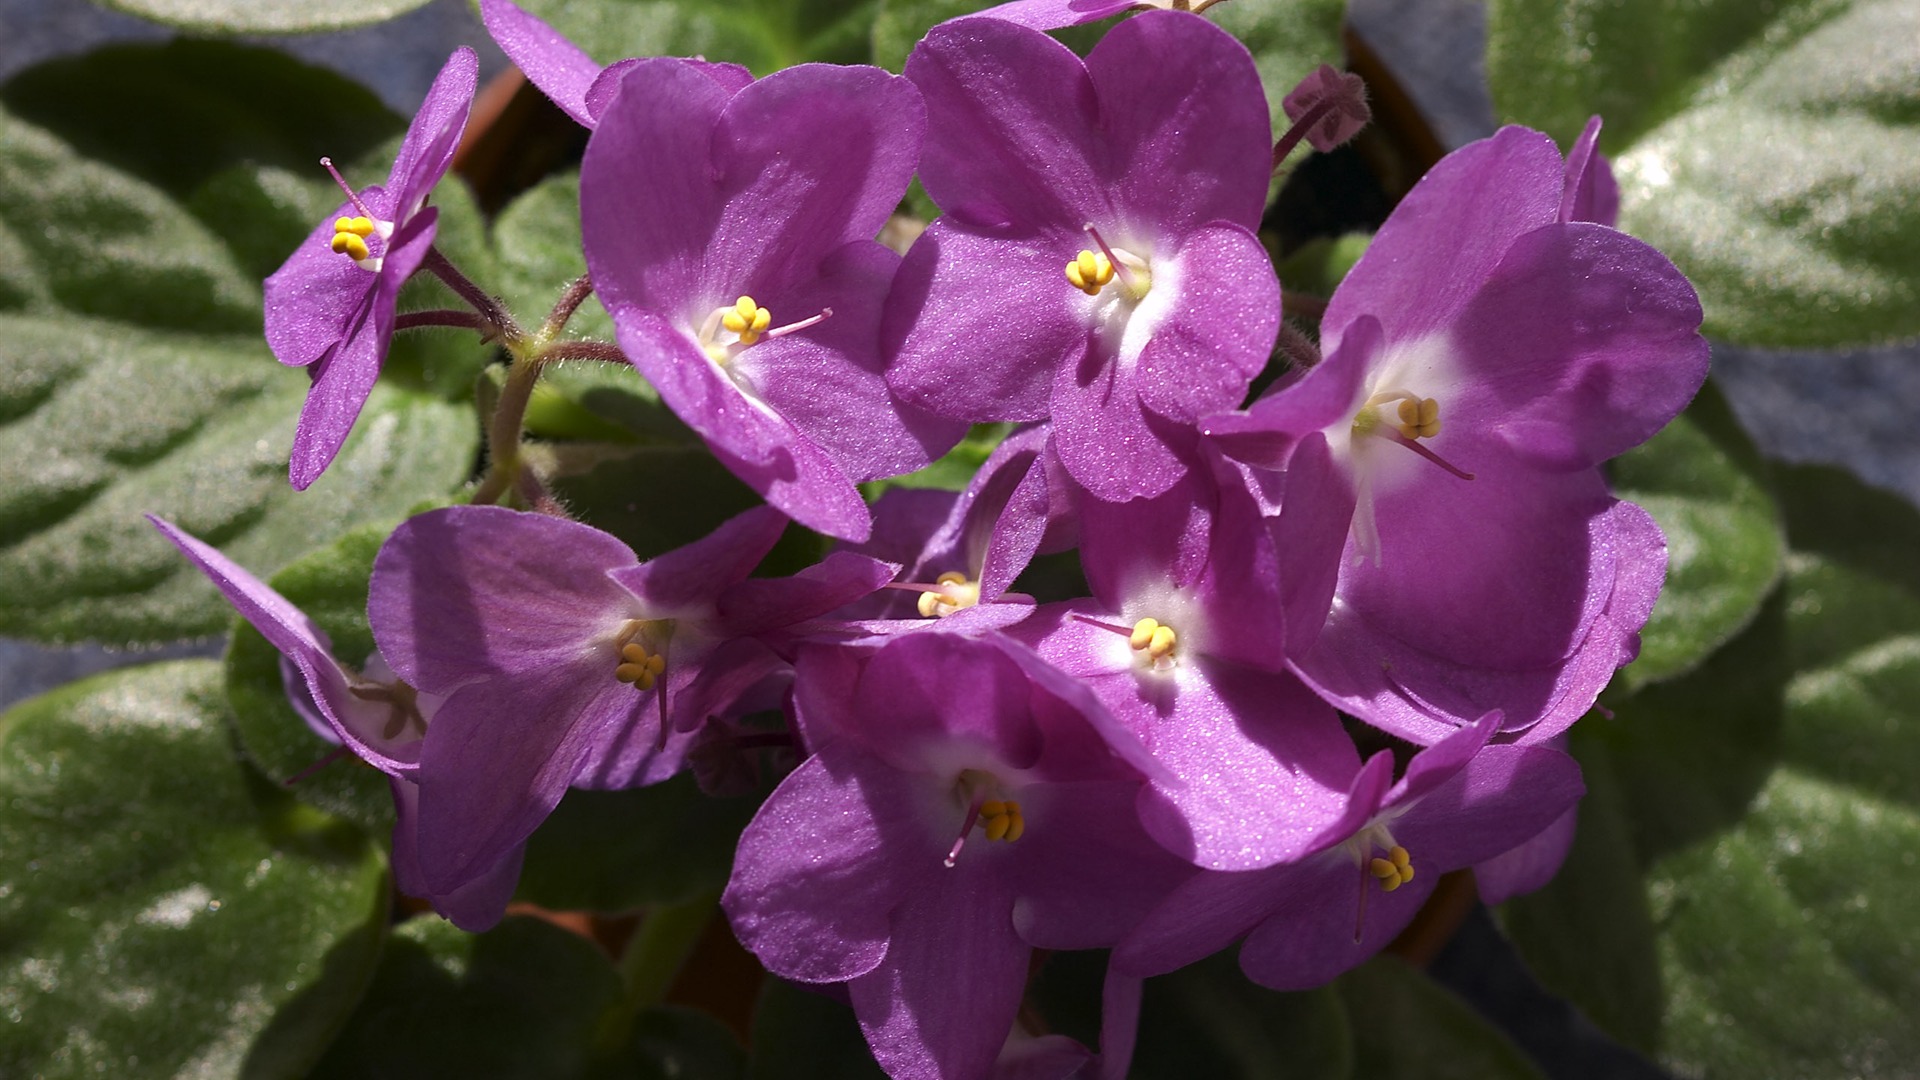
[1335,958,1547,1080]
[0,313,476,644]
[1487,0,1920,347]
[1608,379,1784,692]
[313,915,657,1077]
[515,775,762,913]
[92,0,436,33]
[517,0,881,75]
[496,171,617,347]
[0,88,480,646]
[1496,739,1665,1053]
[1510,463,1920,1076]
[0,660,389,1079]
[546,445,776,561]
[224,522,399,833]
[1129,951,1352,1078]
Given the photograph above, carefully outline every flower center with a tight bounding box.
[915,571,981,618]
[1349,389,1472,481]
[697,295,833,365]
[613,619,673,691]
[1342,820,1417,941]
[1129,617,1178,667]
[944,770,1025,867]
[1067,224,1152,303]
[318,156,394,273]
[346,678,428,741]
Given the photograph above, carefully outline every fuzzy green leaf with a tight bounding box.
[92,0,435,33]
[1487,0,1920,347]
[0,660,389,1078]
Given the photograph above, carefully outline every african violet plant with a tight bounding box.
[3,0,1917,1077]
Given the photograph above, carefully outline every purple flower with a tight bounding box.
[147,516,522,929]
[581,58,961,542]
[724,633,1191,1079]
[1207,121,1709,745]
[1011,450,1361,871]
[883,11,1277,503]
[1114,712,1584,989]
[368,504,894,897]
[478,0,752,129]
[263,48,477,490]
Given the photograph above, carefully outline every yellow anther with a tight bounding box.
[916,571,981,618]
[1129,618,1177,662]
[615,641,667,691]
[979,799,1024,843]
[1395,397,1441,440]
[329,216,378,263]
[1065,250,1115,295]
[1368,845,1415,891]
[721,296,773,345]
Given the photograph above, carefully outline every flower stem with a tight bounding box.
[471,348,543,506]
[395,309,490,333]
[590,890,718,1055]
[423,246,523,344]
[539,340,628,365]
[1272,97,1335,171]
[543,274,596,339]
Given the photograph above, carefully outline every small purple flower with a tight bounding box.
[1207,121,1708,745]
[883,11,1277,503]
[148,516,522,930]
[581,58,962,541]
[263,47,477,490]
[1114,712,1585,989]
[369,504,894,897]
[1011,451,1361,871]
[724,633,1191,1079]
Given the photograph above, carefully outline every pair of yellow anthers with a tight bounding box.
[1369,845,1415,891]
[615,642,666,691]
[917,571,982,618]
[330,216,377,263]
[979,799,1025,843]
[1129,617,1178,662]
[1065,250,1115,295]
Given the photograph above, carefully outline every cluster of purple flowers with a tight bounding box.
[162,2,1708,1076]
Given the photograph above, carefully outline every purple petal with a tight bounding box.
[1322,126,1565,351]
[289,207,438,490]
[852,633,1043,774]
[582,58,730,310]
[1449,222,1708,470]
[1270,433,1356,656]
[1096,966,1143,1080]
[719,553,899,636]
[1475,800,1578,904]
[262,196,381,370]
[1560,115,1618,226]
[1127,661,1361,870]
[387,48,478,212]
[389,776,524,931]
[148,516,419,773]
[850,863,1028,1080]
[723,752,918,983]
[1388,709,1504,807]
[742,241,968,481]
[1112,861,1306,977]
[998,1033,1094,1080]
[1008,780,1196,949]
[1050,340,1191,502]
[1206,313,1385,471]
[585,59,756,127]
[481,0,600,127]
[1235,854,1435,990]
[885,221,1087,423]
[1132,223,1277,424]
[964,0,1137,30]
[414,666,639,893]
[370,505,639,693]
[1088,11,1270,233]
[906,18,1104,230]
[611,505,787,614]
[701,65,924,298]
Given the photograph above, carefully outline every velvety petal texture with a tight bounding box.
[262,47,477,490]
[583,58,955,540]
[888,11,1275,502]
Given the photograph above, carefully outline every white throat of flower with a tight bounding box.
[1324,333,1471,563]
